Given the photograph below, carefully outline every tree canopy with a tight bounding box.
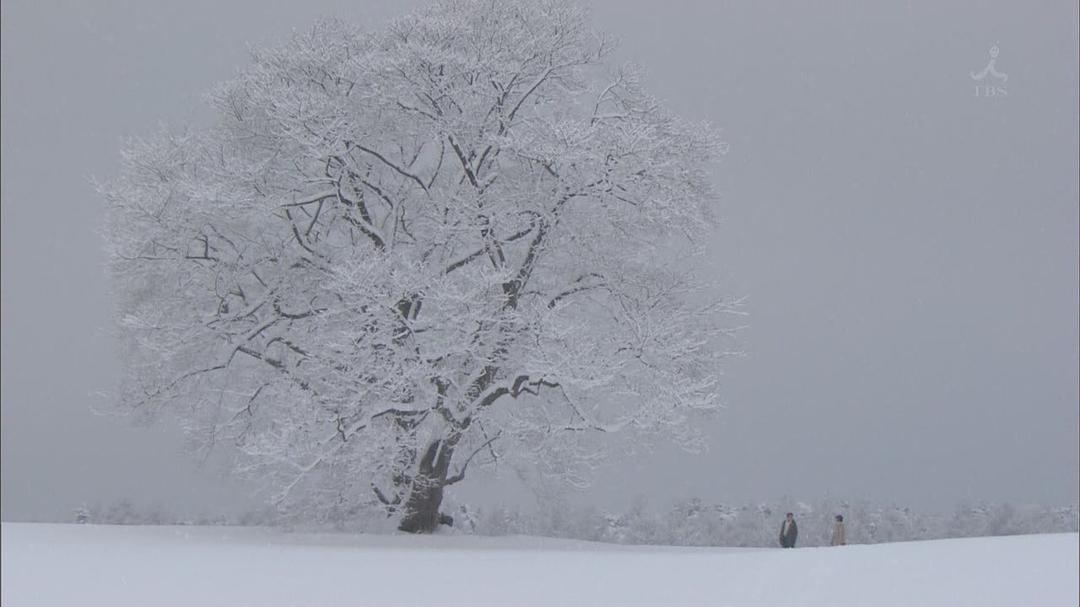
[104,0,734,531]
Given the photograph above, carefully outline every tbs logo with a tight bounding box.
[971,45,1008,98]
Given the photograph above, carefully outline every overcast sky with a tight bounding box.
[2,0,1077,522]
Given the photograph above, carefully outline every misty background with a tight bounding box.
[2,0,1077,523]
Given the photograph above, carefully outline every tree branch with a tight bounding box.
[445,431,502,486]
[348,142,429,193]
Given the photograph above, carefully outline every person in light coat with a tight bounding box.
[779,512,798,548]
[831,514,847,546]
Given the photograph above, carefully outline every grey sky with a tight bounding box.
[2,0,1077,522]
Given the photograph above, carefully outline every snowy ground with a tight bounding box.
[2,523,1076,606]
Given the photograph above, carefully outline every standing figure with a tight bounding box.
[779,512,798,548]
[831,514,846,546]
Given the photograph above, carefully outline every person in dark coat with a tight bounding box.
[779,512,798,548]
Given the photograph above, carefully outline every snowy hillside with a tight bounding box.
[2,523,1076,606]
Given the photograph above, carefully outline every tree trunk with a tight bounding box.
[397,439,453,533]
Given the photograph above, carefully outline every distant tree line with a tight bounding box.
[466,497,1080,547]
[74,496,1078,547]
[74,499,273,528]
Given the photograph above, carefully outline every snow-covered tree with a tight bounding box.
[103,0,733,532]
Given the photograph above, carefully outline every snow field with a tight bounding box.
[2,523,1076,606]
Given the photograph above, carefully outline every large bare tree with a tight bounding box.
[104,0,735,532]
